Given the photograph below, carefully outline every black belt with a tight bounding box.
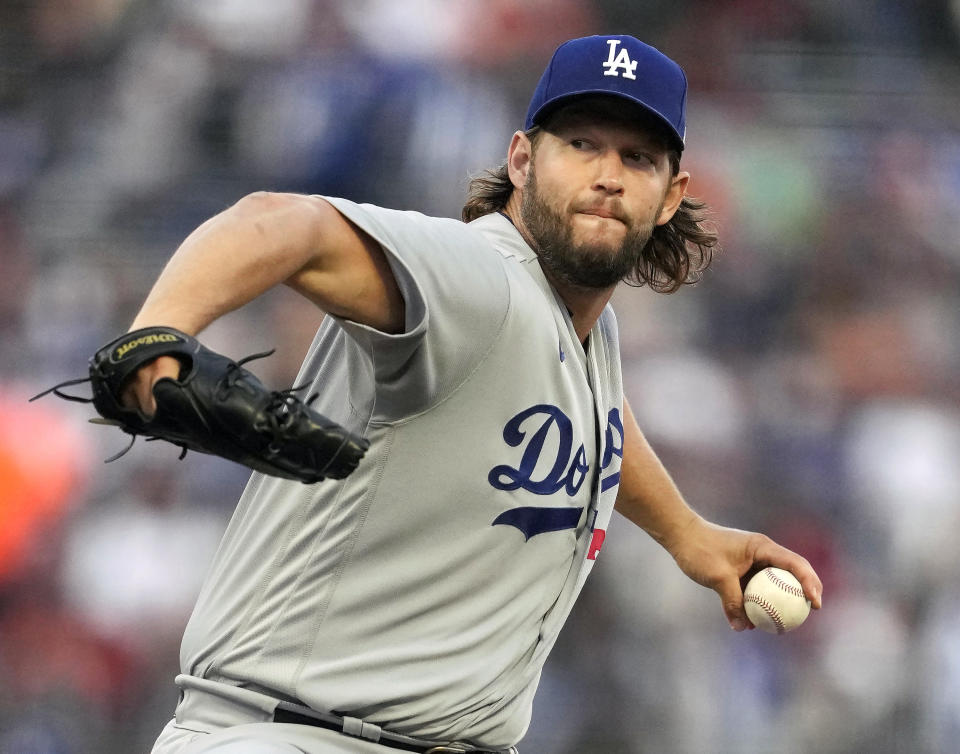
[272,706,500,753]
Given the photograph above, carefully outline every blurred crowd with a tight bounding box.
[2,1,960,752]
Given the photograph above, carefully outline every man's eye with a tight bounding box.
[627,152,654,166]
[570,139,590,150]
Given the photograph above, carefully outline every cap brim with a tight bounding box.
[529,90,685,152]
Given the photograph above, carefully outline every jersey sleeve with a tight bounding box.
[319,196,510,423]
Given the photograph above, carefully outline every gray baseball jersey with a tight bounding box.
[173,199,625,749]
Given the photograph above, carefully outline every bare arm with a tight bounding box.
[615,399,822,631]
[125,192,404,413]
[130,192,403,334]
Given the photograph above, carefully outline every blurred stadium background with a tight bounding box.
[2,0,960,752]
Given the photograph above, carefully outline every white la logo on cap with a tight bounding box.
[602,39,637,80]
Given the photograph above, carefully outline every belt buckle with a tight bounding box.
[424,748,470,753]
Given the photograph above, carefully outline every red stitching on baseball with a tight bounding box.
[764,568,805,600]
[745,593,786,634]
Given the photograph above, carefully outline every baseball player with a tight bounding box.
[116,36,822,753]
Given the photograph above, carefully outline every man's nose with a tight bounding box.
[592,151,624,194]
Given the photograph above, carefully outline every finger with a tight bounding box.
[715,576,752,632]
[751,541,823,610]
[139,377,158,418]
[119,371,156,416]
[131,356,183,419]
[120,382,139,411]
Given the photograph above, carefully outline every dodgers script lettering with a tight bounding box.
[489,405,623,543]
[488,404,623,496]
[488,404,588,496]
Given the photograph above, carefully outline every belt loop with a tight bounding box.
[343,715,382,742]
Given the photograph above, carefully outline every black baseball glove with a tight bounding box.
[32,326,369,484]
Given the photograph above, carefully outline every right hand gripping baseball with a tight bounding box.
[38,326,369,484]
[667,518,822,632]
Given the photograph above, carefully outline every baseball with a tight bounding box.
[743,567,811,634]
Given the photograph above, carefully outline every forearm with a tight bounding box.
[614,399,701,555]
[615,399,823,622]
[130,192,327,335]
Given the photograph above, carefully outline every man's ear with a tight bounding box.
[656,170,690,226]
[507,131,533,190]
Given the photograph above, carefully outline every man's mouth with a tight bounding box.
[577,207,625,224]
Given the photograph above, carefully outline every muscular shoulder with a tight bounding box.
[320,197,509,308]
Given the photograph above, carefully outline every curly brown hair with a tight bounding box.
[461,123,720,294]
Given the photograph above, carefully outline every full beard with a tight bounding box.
[520,168,659,290]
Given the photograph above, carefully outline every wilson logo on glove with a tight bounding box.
[114,332,182,360]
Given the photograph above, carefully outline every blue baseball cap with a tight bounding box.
[525,35,687,151]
